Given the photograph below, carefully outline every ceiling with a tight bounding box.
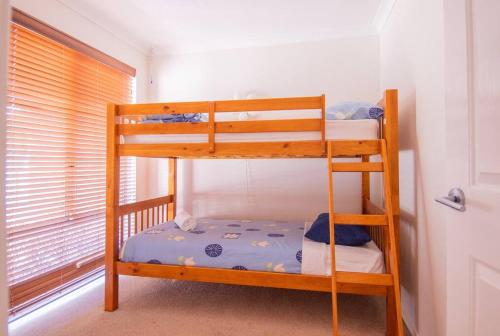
[58,0,395,55]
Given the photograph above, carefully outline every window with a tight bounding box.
[6,12,136,312]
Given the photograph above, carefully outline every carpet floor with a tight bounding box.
[9,276,387,336]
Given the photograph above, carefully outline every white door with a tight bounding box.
[443,0,500,335]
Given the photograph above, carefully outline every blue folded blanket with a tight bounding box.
[141,113,202,123]
[326,102,383,120]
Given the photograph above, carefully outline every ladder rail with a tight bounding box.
[327,142,339,335]
[380,139,404,336]
[327,139,403,336]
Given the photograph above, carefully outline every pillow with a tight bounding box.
[351,106,384,120]
[304,213,371,246]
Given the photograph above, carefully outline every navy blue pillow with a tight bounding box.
[305,213,371,246]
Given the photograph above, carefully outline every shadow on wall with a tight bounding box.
[398,89,418,333]
[399,89,443,334]
[187,158,366,221]
[191,192,328,221]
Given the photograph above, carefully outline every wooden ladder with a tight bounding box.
[327,139,403,336]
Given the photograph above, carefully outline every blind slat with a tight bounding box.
[7,210,105,237]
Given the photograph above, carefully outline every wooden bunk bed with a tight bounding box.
[105,89,402,335]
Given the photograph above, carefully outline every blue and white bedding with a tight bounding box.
[139,102,383,124]
[120,218,305,274]
[326,102,384,120]
[140,113,203,123]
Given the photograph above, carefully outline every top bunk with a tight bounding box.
[108,89,398,159]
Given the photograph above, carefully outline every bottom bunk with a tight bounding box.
[115,216,391,296]
[106,170,400,333]
[120,218,384,276]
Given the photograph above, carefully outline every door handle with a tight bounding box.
[434,188,465,211]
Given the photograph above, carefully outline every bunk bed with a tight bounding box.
[105,89,403,335]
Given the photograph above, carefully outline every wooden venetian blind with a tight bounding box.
[6,21,136,310]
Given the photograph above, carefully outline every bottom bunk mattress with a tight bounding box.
[302,222,385,275]
[120,218,384,275]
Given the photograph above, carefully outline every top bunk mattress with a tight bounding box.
[122,119,379,144]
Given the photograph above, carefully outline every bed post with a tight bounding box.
[168,158,177,220]
[383,89,400,335]
[361,154,370,209]
[105,103,120,312]
[383,89,400,260]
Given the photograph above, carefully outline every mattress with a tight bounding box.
[120,218,385,275]
[301,222,385,275]
[122,119,379,144]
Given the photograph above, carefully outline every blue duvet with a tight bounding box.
[120,218,305,274]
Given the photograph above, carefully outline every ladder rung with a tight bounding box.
[333,213,387,226]
[336,271,394,287]
[331,162,383,172]
[328,140,381,157]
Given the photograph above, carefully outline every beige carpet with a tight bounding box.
[9,276,387,336]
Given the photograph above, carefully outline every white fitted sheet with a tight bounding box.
[301,222,385,275]
[122,119,379,144]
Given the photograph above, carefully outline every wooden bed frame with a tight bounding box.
[105,89,402,335]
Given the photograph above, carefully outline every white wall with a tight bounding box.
[0,1,10,335]
[146,36,381,220]
[380,1,447,335]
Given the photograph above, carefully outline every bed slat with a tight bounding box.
[117,101,210,115]
[117,119,322,136]
[119,141,324,158]
[333,214,387,226]
[216,119,321,133]
[119,123,208,135]
[116,262,390,296]
[117,196,173,216]
[214,96,322,112]
[331,162,383,172]
[329,140,381,156]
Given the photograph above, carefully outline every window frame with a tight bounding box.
[7,9,137,314]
